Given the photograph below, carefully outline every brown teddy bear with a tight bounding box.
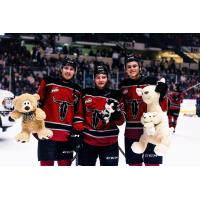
[10,93,53,143]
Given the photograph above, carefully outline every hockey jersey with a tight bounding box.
[168,91,183,111]
[82,87,125,146]
[37,76,84,142]
[119,76,168,139]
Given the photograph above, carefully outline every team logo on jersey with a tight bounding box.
[122,89,128,95]
[50,88,59,93]
[53,97,73,121]
[131,100,139,118]
[92,110,101,129]
[126,99,139,119]
[85,98,92,104]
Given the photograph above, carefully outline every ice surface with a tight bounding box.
[0,115,200,166]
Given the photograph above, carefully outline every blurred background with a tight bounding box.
[0,33,200,100]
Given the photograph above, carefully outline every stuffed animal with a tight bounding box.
[100,99,119,124]
[141,112,161,136]
[131,78,170,156]
[10,93,53,143]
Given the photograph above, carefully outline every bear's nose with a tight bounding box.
[144,91,149,95]
[25,106,30,110]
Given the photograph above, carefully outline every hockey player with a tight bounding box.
[36,57,84,166]
[167,84,183,133]
[78,65,126,166]
[119,55,168,166]
[0,89,15,132]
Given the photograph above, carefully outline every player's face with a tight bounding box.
[95,74,108,89]
[61,65,75,80]
[126,61,140,79]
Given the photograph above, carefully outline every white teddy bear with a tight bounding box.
[131,78,170,156]
[141,112,162,136]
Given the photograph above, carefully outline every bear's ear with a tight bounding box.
[136,88,143,96]
[33,94,40,101]
[143,112,147,117]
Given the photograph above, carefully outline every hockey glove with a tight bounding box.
[107,99,123,121]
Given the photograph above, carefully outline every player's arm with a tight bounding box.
[37,78,47,107]
[111,90,126,126]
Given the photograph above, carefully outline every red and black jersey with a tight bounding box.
[168,91,183,111]
[37,76,84,142]
[119,76,168,140]
[82,87,125,147]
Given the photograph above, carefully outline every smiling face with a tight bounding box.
[95,73,108,89]
[61,65,75,80]
[126,61,140,80]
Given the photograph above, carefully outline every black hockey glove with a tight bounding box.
[111,110,123,121]
[155,81,168,101]
[70,129,83,151]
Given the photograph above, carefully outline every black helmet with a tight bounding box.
[125,54,140,65]
[62,57,76,70]
[94,65,109,77]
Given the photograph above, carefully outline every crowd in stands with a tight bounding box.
[0,36,200,99]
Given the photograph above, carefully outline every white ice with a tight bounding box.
[0,115,200,166]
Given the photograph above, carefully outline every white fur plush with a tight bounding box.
[141,112,162,136]
[131,78,170,156]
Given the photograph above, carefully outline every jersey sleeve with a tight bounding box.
[113,90,126,126]
[37,79,47,106]
[160,97,168,112]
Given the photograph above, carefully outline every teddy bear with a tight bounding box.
[141,112,162,136]
[131,78,170,156]
[10,93,53,143]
